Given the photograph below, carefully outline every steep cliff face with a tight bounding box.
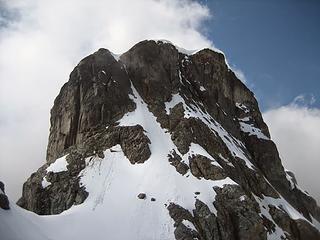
[46,48,135,163]
[16,40,320,240]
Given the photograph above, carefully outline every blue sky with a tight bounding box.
[200,0,320,110]
[199,0,320,201]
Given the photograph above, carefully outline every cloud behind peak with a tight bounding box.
[0,0,213,200]
[263,102,320,203]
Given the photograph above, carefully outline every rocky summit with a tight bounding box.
[2,40,320,240]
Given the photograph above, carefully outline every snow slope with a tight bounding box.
[0,84,238,240]
[0,201,49,240]
[1,82,319,239]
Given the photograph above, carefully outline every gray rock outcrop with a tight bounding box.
[17,40,320,239]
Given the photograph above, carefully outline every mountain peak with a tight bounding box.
[9,40,320,240]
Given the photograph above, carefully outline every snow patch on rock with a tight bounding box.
[182,219,197,231]
[183,143,222,168]
[165,94,187,115]
[236,102,250,113]
[41,177,51,189]
[239,122,269,140]
[199,86,206,92]
[46,156,68,173]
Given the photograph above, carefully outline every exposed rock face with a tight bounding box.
[189,155,226,180]
[0,181,10,210]
[18,125,151,215]
[168,150,189,175]
[167,185,267,240]
[18,40,320,239]
[17,152,88,215]
[46,48,135,163]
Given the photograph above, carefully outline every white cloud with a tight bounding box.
[263,104,320,203]
[0,0,213,200]
[293,93,317,106]
[231,66,247,83]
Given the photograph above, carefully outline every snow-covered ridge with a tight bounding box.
[164,92,255,170]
